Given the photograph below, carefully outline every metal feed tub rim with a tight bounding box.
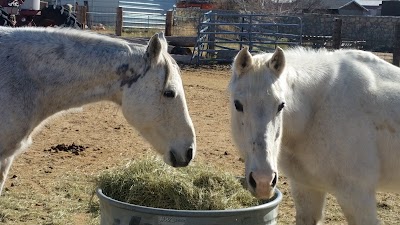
[96,188,282,217]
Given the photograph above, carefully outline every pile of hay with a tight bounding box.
[96,157,261,210]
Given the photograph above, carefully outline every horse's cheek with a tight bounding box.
[121,92,144,126]
[121,102,136,127]
[232,115,248,158]
[123,88,163,127]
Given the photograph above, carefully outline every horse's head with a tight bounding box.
[229,47,286,200]
[120,33,196,168]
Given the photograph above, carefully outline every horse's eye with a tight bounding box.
[277,102,285,113]
[163,90,175,98]
[234,100,243,112]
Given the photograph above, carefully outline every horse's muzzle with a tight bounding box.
[248,171,277,200]
[169,147,193,167]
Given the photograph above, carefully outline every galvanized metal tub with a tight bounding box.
[96,188,282,225]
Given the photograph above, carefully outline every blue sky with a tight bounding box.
[356,0,382,6]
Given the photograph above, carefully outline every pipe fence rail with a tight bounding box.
[192,11,303,65]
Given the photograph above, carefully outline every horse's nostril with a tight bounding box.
[249,172,257,189]
[186,147,193,162]
[170,151,177,167]
[271,172,277,187]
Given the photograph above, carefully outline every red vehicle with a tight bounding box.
[0,0,81,28]
[175,0,214,10]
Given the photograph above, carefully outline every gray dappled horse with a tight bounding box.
[0,27,196,194]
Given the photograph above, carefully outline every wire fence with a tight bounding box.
[122,11,165,29]
[86,11,116,29]
[77,6,167,33]
[172,8,208,36]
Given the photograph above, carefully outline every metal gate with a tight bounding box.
[192,11,303,65]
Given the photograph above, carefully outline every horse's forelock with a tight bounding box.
[249,54,279,81]
[230,53,283,97]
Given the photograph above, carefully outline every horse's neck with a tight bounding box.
[28,38,142,121]
[42,66,122,110]
[281,62,334,146]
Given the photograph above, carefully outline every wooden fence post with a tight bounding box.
[332,18,342,49]
[394,23,400,66]
[76,6,87,30]
[165,10,173,36]
[116,7,123,36]
[84,1,89,11]
[83,0,90,28]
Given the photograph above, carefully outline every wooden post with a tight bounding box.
[83,1,90,28]
[76,5,87,29]
[394,23,400,67]
[332,18,342,49]
[116,7,123,36]
[165,10,173,36]
[84,1,89,12]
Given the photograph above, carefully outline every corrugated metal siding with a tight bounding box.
[53,0,175,28]
[119,0,175,29]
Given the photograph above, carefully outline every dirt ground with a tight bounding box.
[0,66,400,225]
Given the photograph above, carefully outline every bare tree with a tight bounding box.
[289,0,323,13]
[215,0,322,14]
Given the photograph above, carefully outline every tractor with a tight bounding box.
[0,0,81,28]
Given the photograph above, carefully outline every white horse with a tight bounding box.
[0,27,196,194]
[229,46,400,225]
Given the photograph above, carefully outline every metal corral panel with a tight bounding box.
[119,0,175,29]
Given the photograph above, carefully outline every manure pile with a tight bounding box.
[97,157,261,210]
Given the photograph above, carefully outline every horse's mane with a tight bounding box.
[277,46,384,66]
[233,47,338,94]
[7,27,137,55]
[22,26,129,43]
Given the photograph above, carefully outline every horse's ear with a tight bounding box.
[158,32,169,52]
[268,47,285,77]
[233,47,253,76]
[146,33,163,61]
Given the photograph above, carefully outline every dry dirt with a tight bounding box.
[1,66,400,224]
